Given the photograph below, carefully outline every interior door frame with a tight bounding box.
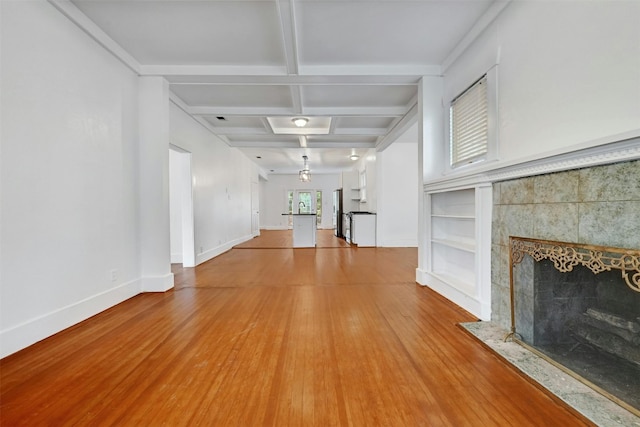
[169,145,195,267]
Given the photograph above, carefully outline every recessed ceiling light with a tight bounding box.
[350,154,360,160]
[267,117,330,135]
[292,117,309,127]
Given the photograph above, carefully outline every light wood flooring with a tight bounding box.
[0,231,593,426]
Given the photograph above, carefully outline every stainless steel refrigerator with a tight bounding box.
[332,189,343,238]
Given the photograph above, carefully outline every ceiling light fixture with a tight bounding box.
[299,155,311,182]
[349,154,360,161]
[292,117,309,128]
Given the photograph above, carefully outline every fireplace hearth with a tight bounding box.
[508,236,640,416]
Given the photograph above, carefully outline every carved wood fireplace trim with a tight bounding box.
[506,236,640,416]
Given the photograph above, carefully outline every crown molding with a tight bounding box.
[48,0,141,75]
[441,0,512,73]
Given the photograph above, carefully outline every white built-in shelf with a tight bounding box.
[428,188,477,295]
[424,185,492,321]
[431,238,476,253]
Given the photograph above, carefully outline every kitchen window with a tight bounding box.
[286,190,322,226]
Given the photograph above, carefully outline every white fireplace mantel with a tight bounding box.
[424,133,640,192]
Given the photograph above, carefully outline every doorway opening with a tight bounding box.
[286,190,322,227]
[169,146,195,267]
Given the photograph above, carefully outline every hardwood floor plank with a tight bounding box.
[1,231,594,426]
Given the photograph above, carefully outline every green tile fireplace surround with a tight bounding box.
[485,159,640,423]
[491,159,640,332]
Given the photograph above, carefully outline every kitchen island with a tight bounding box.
[292,214,317,247]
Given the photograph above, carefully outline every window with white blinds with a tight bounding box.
[449,76,488,167]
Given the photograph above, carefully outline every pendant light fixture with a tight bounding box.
[299,155,311,182]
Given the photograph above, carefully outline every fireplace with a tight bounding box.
[508,236,640,415]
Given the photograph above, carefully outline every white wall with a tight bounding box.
[1,0,141,357]
[0,0,257,357]
[138,77,173,292]
[261,174,341,229]
[426,0,640,182]
[377,140,419,247]
[169,103,256,265]
[418,1,640,320]
[169,149,184,263]
[259,177,268,227]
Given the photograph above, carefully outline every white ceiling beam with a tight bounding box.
[230,141,375,149]
[276,0,300,75]
[299,65,442,77]
[161,74,423,86]
[227,141,302,148]
[304,107,407,117]
[192,106,406,117]
[260,117,274,134]
[306,142,376,149]
[198,127,387,137]
[47,0,141,74]
[141,65,288,76]
[290,85,303,115]
[376,103,418,151]
[329,117,338,134]
[190,107,296,116]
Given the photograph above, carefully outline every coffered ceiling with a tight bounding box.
[52,0,501,174]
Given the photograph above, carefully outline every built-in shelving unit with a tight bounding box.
[351,188,361,201]
[421,184,492,320]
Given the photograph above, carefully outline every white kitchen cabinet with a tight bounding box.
[292,214,316,247]
[351,213,376,247]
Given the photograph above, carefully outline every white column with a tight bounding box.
[416,76,444,281]
[138,76,174,292]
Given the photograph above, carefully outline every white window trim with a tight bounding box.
[445,65,498,172]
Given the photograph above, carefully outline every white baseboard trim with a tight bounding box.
[195,234,254,266]
[379,238,418,247]
[171,252,183,263]
[141,272,174,292]
[0,279,141,358]
[416,269,491,321]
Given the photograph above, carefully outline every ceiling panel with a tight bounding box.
[334,117,396,129]
[227,134,300,146]
[71,0,285,65]
[297,1,493,65]
[171,85,293,109]
[307,135,378,145]
[202,116,268,130]
[302,85,416,108]
[60,0,497,174]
